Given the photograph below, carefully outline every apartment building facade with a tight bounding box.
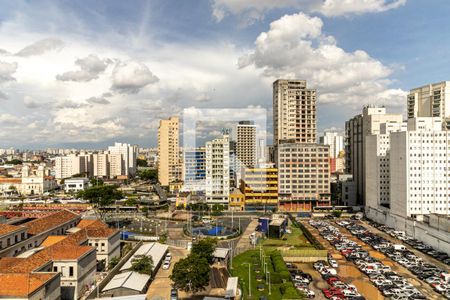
[277,143,331,211]
[205,134,230,205]
[240,167,278,211]
[407,81,450,128]
[182,148,206,192]
[273,79,317,144]
[158,116,181,186]
[345,106,403,205]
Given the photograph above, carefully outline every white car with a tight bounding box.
[329,259,338,268]
[162,260,171,270]
[165,252,172,261]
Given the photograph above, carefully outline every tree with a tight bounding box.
[90,177,104,186]
[131,255,154,276]
[332,210,343,218]
[77,185,123,209]
[137,158,148,167]
[191,238,217,264]
[5,159,22,165]
[109,256,120,269]
[138,169,158,181]
[170,254,211,293]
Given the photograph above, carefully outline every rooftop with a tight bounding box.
[0,273,59,297]
[24,210,79,235]
[102,271,150,292]
[0,223,25,236]
[77,219,118,238]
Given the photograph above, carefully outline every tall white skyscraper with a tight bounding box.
[205,133,230,205]
[319,131,344,158]
[108,142,138,177]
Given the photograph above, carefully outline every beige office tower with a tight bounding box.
[158,116,181,186]
[407,81,450,129]
[273,79,317,145]
[108,153,124,177]
[235,121,257,169]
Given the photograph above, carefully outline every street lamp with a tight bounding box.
[244,262,252,297]
[267,271,271,295]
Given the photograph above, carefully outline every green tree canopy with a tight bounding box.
[170,254,211,293]
[5,159,22,165]
[77,185,122,207]
[191,238,217,264]
[131,255,154,276]
[137,158,148,167]
[138,169,158,181]
[108,256,120,269]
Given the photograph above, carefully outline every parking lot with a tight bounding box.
[304,220,383,300]
[335,219,447,299]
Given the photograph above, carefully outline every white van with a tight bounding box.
[393,244,406,251]
[202,216,212,224]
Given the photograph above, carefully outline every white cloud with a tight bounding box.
[15,38,64,57]
[56,54,112,82]
[111,60,159,94]
[24,95,42,108]
[86,96,110,105]
[0,91,7,100]
[239,12,406,107]
[0,61,18,83]
[211,0,406,23]
[0,113,21,125]
[318,0,407,17]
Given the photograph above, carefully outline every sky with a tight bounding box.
[1,0,450,149]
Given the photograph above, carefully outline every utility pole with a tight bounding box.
[267,272,271,295]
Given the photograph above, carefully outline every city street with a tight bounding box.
[146,246,188,300]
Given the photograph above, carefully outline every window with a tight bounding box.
[69,266,74,277]
[53,266,58,272]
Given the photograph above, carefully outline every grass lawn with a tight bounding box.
[262,226,312,250]
[231,250,282,299]
[230,249,300,299]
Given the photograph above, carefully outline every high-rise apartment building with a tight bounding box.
[92,153,110,178]
[407,81,450,129]
[272,79,330,211]
[365,120,406,211]
[235,121,257,169]
[277,143,330,211]
[366,117,450,218]
[54,154,87,179]
[158,116,181,186]
[273,79,316,145]
[319,131,344,158]
[205,133,230,205]
[345,106,403,205]
[108,143,138,177]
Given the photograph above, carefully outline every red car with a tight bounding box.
[326,277,340,285]
[323,287,343,298]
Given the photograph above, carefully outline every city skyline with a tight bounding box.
[1,1,450,148]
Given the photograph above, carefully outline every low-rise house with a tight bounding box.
[64,178,89,193]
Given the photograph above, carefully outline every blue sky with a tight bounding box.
[0,0,449,148]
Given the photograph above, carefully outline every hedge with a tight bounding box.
[287,213,325,250]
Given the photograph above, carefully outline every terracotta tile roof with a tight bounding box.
[0,273,59,297]
[77,219,119,238]
[41,236,66,247]
[77,219,98,228]
[0,223,24,236]
[25,210,80,235]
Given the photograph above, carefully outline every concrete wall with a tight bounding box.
[366,207,450,255]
